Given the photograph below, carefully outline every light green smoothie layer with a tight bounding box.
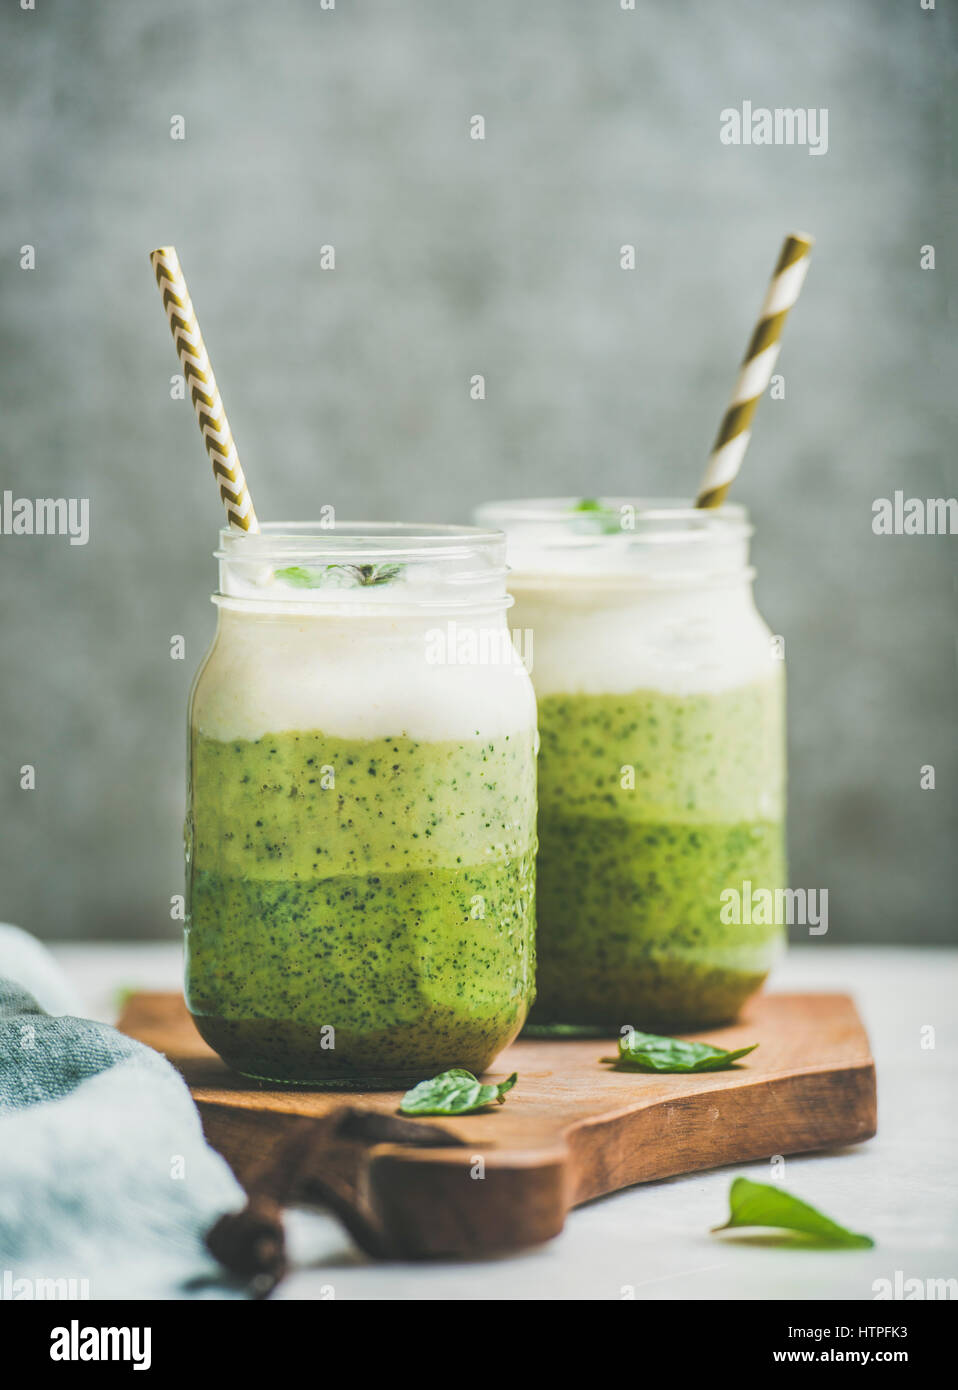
[186,727,537,1083]
[537,678,784,824]
[192,727,535,877]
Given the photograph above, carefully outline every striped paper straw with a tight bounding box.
[695,232,814,510]
[150,247,259,532]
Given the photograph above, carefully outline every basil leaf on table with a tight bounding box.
[713,1177,874,1248]
[603,1029,758,1073]
[399,1069,517,1116]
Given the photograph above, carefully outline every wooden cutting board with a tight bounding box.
[119,991,876,1260]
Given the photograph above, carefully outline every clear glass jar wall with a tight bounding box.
[476,499,786,1030]
[185,523,538,1083]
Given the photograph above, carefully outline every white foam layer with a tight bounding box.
[509,574,779,698]
[192,609,537,743]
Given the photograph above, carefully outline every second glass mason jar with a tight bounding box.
[185,522,537,1085]
[476,498,786,1031]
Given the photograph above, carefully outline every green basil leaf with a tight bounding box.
[605,1029,758,1073]
[361,563,403,586]
[494,1072,518,1102]
[713,1178,874,1248]
[570,498,622,535]
[274,563,406,590]
[274,565,329,588]
[399,1069,517,1116]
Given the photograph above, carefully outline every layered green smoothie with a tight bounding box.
[186,727,536,1083]
[532,674,785,1028]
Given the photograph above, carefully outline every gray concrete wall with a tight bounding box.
[0,0,954,942]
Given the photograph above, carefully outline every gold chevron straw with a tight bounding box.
[695,232,814,509]
[150,247,259,532]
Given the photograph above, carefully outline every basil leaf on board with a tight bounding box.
[399,1069,517,1116]
[713,1178,874,1248]
[603,1029,758,1073]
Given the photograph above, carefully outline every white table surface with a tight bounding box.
[50,943,958,1301]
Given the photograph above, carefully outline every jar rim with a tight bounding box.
[474,497,751,540]
[213,519,511,610]
[216,519,505,562]
[474,497,755,585]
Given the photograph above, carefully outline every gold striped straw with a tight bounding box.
[150,247,259,532]
[695,232,814,509]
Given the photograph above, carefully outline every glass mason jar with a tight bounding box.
[185,522,537,1085]
[475,498,786,1031]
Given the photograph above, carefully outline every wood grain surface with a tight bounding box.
[119,990,877,1259]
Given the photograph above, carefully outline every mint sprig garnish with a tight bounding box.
[399,1069,517,1116]
[602,1029,758,1073]
[713,1177,874,1248]
[274,563,404,589]
[571,497,622,535]
[273,565,326,588]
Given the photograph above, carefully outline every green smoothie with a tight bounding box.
[186,727,537,1083]
[532,675,785,1028]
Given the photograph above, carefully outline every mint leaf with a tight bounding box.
[399,1069,517,1116]
[604,1029,758,1073]
[571,498,622,535]
[713,1178,874,1249]
[352,563,403,586]
[274,563,405,590]
[274,565,328,588]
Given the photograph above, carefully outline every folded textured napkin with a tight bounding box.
[0,924,246,1299]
